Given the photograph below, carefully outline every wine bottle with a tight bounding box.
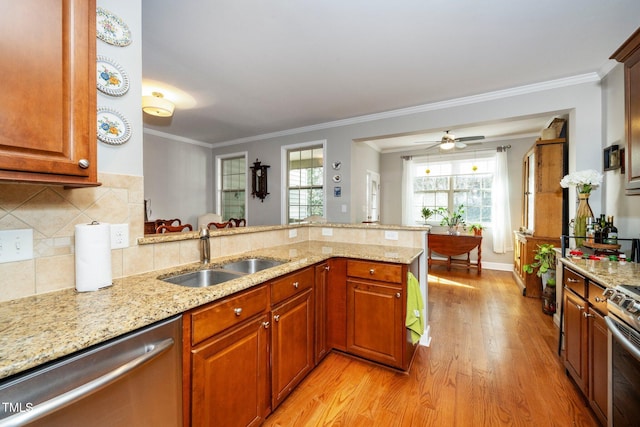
[605,215,618,244]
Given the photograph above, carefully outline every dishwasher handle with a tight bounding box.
[605,315,640,362]
[0,337,174,427]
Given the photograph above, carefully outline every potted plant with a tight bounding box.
[470,224,483,236]
[523,243,556,282]
[421,207,434,224]
[437,205,466,235]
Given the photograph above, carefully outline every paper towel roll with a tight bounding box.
[75,222,112,292]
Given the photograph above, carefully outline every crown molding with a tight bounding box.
[143,72,601,148]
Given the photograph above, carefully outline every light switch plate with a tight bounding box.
[110,224,129,249]
[0,229,33,263]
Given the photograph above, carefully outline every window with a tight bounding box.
[287,145,324,223]
[219,155,246,220]
[412,155,494,225]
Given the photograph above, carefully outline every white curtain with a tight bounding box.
[492,149,513,253]
[401,157,414,226]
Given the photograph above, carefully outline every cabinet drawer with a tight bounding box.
[346,260,402,284]
[190,284,269,345]
[563,266,587,298]
[271,267,314,305]
[588,281,608,315]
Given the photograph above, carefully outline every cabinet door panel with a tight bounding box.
[191,315,270,427]
[272,288,314,409]
[346,279,403,368]
[0,0,97,185]
[589,309,608,425]
[564,290,588,393]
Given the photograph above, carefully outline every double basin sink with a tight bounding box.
[161,258,285,288]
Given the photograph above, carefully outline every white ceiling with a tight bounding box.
[141,0,640,150]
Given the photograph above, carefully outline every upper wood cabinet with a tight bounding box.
[611,27,640,195]
[0,0,99,187]
[521,138,567,237]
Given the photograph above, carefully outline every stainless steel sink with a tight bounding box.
[162,269,243,288]
[220,258,284,274]
[161,258,285,288]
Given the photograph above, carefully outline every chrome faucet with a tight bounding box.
[199,226,210,264]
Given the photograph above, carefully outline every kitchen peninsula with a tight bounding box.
[0,226,424,380]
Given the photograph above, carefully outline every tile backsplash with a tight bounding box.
[0,173,144,301]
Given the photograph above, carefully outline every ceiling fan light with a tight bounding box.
[440,141,455,150]
[142,92,175,117]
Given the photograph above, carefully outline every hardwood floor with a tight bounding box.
[263,268,600,426]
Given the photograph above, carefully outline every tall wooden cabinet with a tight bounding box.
[0,0,99,187]
[514,137,566,297]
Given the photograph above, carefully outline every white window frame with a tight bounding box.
[215,151,248,222]
[412,153,495,226]
[281,140,327,224]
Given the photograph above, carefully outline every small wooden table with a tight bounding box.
[428,233,482,274]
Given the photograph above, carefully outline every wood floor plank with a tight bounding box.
[263,269,600,427]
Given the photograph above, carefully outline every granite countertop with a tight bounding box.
[0,241,422,380]
[559,257,640,288]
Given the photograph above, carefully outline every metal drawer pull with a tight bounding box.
[274,314,280,322]
[369,269,375,275]
[575,304,584,310]
[234,307,243,316]
[78,159,90,169]
[324,265,330,271]
[293,281,299,289]
[594,296,605,303]
[583,312,594,318]
[567,278,580,283]
[396,293,401,298]
[262,321,270,329]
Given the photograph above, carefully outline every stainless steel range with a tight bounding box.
[603,285,640,427]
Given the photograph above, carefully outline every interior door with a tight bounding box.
[366,170,380,222]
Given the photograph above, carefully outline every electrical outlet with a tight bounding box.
[0,229,33,263]
[289,229,297,238]
[110,224,129,249]
[384,230,399,240]
[322,228,333,236]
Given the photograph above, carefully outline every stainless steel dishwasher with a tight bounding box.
[0,315,182,427]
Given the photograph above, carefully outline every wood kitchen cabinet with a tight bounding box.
[0,0,99,187]
[346,260,415,370]
[562,265,609,426]
[184,284,270,427]
[611,27,640,195]
[270,267,315,409]
[314,262,330,364]
[326,258,347,352]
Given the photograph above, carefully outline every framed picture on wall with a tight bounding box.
[604,144,623,171]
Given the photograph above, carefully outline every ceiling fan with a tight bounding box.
[415,130,485,151]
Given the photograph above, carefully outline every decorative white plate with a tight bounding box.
[96,56,129,96]
[96,7,132,47]
[97,107,131,145]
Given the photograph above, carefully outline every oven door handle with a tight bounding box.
[605,315,640,362]
[0,337,174,427]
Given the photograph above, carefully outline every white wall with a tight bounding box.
[96,0,143,177]
[143,131,213,227]
[352,143,380,223]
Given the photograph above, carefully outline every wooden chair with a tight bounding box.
[156,223,193,233]
[228,218,246,227]
[208,221,231,229]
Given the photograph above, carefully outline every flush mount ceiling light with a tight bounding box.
[142,91,175,117]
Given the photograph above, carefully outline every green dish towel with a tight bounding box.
[405,272,424,345]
